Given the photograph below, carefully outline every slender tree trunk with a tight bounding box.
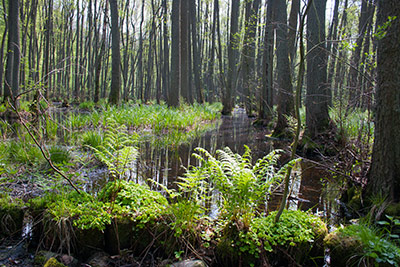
[108,0,121,105]
[162,0,169,102]
[190,0,203,103]
[3,0,20,107]
[94,0,108,103]
[258,0,275,122]
[222,0,239,115]
[273,0,294,137]
[169,0,180,107]
[241,0,261,117]
[347,0,372,109]
[180,0,190,103]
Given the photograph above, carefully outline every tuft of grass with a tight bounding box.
[49,146,71,165]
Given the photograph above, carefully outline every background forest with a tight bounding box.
[1,0,400,266]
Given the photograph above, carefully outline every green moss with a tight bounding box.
[43,257,66,267]
[325,224,400,267]
[216,210,327,266]
[0,194,24,238]
[386,203,400,216]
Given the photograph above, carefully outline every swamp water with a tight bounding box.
[1,107,337,266]
[80,107,333,216]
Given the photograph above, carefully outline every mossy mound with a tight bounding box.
[43,257,66,267]
[325,224,400,267]
[28,181,169,257]
[216,210,327,266]
[0,194,24,239]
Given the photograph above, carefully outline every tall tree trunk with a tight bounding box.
[180,0,190,103]
[3,0,20,107]
[190,0,203,103]
[306,0,330,140]
[241,0,261,117]
[169,0,180,107]
[43,0,53,100]
[94,0,108,103]
[327,0,340,101]
[222,0,239,115]
[368,0,400,202]
[288,0,300,70]
[273,0,294,137]
[162,0,169,102]
[347,0,373,109]
[108,0,121,105]
[259,0,275,122]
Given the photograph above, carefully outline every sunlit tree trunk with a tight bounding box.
[169,0,180,107]
[347,0,373,109]
[259,0,275,122]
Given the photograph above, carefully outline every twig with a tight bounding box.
[7,98,81,194]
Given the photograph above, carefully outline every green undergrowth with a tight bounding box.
[325,223,400,266]
[66,102,222,134]
[0,194,24,238]
[30,180,168,232]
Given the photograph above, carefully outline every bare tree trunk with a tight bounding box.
[180,0,191,103]
[273,0,294,137]
[3,0,20,107]
[347,0,373,109]
[241,0,261,117]
[369,0,400,203]
[169,0,180,107]
[222,0,239,115]
[108,0,121,105]
[258,0,275,122]
[306,0,330,139]
[190,0,203,103]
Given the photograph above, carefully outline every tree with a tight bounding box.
[108,0,121,105]
[3,0,20,107]
[222,0,240,115]
[241,0,261,117]
[258,0,275,122]
[169,0,180,107]
[347,0,374,108]
[368,0,400,202]
[305,0,330,140]
[180,0,190,103]
[273,0,294,137]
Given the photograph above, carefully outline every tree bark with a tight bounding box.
[222,0,239,115]
[169,0,180,107]
[273,0,294,137]
[259,0,275,122]
[108,0,121,105]
[368,0,400,202]
[3,0,20,107]
[305,0,330,139]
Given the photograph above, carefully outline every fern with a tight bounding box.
[87,118,138,181]
[179,146,301,223]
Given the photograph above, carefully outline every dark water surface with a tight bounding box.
[83,107,333,218]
